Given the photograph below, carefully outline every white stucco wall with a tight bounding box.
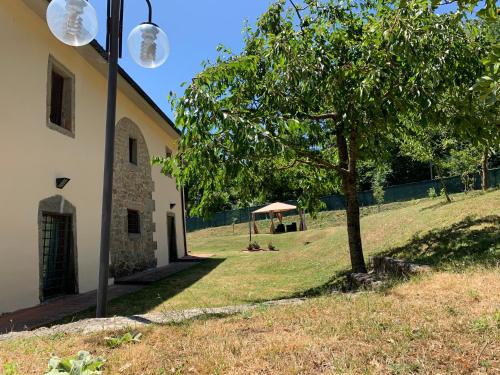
[0,0,185,314]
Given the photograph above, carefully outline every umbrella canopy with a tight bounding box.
[252,202,297,214]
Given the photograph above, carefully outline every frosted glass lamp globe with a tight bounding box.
[128,23,170,68]
[46,0,98,47]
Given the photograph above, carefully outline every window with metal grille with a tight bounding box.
[129,138,138,165]
[127,209,140,234]
[41,213,75,300]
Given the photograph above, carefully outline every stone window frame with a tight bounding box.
[46,56,76,138]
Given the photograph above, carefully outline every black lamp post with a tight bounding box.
[46,0,170,317]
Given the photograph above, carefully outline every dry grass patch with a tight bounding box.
[1,270,498,374]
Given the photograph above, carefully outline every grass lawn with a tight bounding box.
[0,190,499,374]
[100,190,499,316]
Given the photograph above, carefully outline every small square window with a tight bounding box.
[129,138,138,165]
[127,209,140,234]
[165,147,173,177]
[47,57,74,136]
[165,146,172,159]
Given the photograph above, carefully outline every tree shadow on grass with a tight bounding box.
[287,215,499,299]
[380,215,500,270]
[105,258,226,316]
[283,269,354,299]
[419,200,453,212]
[53,258,226,326]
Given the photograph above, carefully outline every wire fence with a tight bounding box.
[186,167,500,232]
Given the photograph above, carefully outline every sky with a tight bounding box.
[89,0,474,121]
[92,0,273,119]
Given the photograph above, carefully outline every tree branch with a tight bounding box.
[216,109,347,175]
[296,112,340,121]
[221,108,340,123]
[276,160,299,171]
[289,0,305,31]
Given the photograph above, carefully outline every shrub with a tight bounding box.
[373,183,385,208]
[268,243,278,251]
[428,187,438,199]
[3,363,18,375]
[104,331,142,349]
[247,242,261,251]
[45,351,105,375]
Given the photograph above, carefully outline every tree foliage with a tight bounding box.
[155,0,495,272]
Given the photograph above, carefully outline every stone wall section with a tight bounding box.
[110,118,156,278]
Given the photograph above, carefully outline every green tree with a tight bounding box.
[371,164,392,211]
[399,123,454,202]
[156,0,489,273]
[472,9,499,105]
[446,144,483,192]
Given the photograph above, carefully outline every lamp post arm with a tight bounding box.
[106,0,154,56]
[144,0,153,23]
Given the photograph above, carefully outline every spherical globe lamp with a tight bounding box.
[128,23,170,68]
[46,0,98,47]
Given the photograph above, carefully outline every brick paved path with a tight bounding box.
[0,261,199,334]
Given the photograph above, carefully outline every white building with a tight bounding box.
[0,0,187,314]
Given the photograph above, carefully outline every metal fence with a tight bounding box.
[186,168,500,232]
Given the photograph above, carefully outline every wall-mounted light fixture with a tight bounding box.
[56,177,71,189]
[170,203,176,209]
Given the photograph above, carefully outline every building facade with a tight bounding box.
[0,0,186,313]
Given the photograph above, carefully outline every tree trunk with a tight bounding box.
[337,126,367,274]
[343,174,367,273]
[482,147,489,191]
[435,164,451,203]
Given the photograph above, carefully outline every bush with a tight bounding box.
[428,187,438,199]
[104,331,142,349]
[371,164,391,209]
[3,363,18,375]
[247,242,261,251]
[268,243,279,251]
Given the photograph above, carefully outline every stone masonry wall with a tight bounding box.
[110,118,156,278]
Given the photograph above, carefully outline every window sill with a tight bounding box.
[128,233,141,240]
[47,121,75,138]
